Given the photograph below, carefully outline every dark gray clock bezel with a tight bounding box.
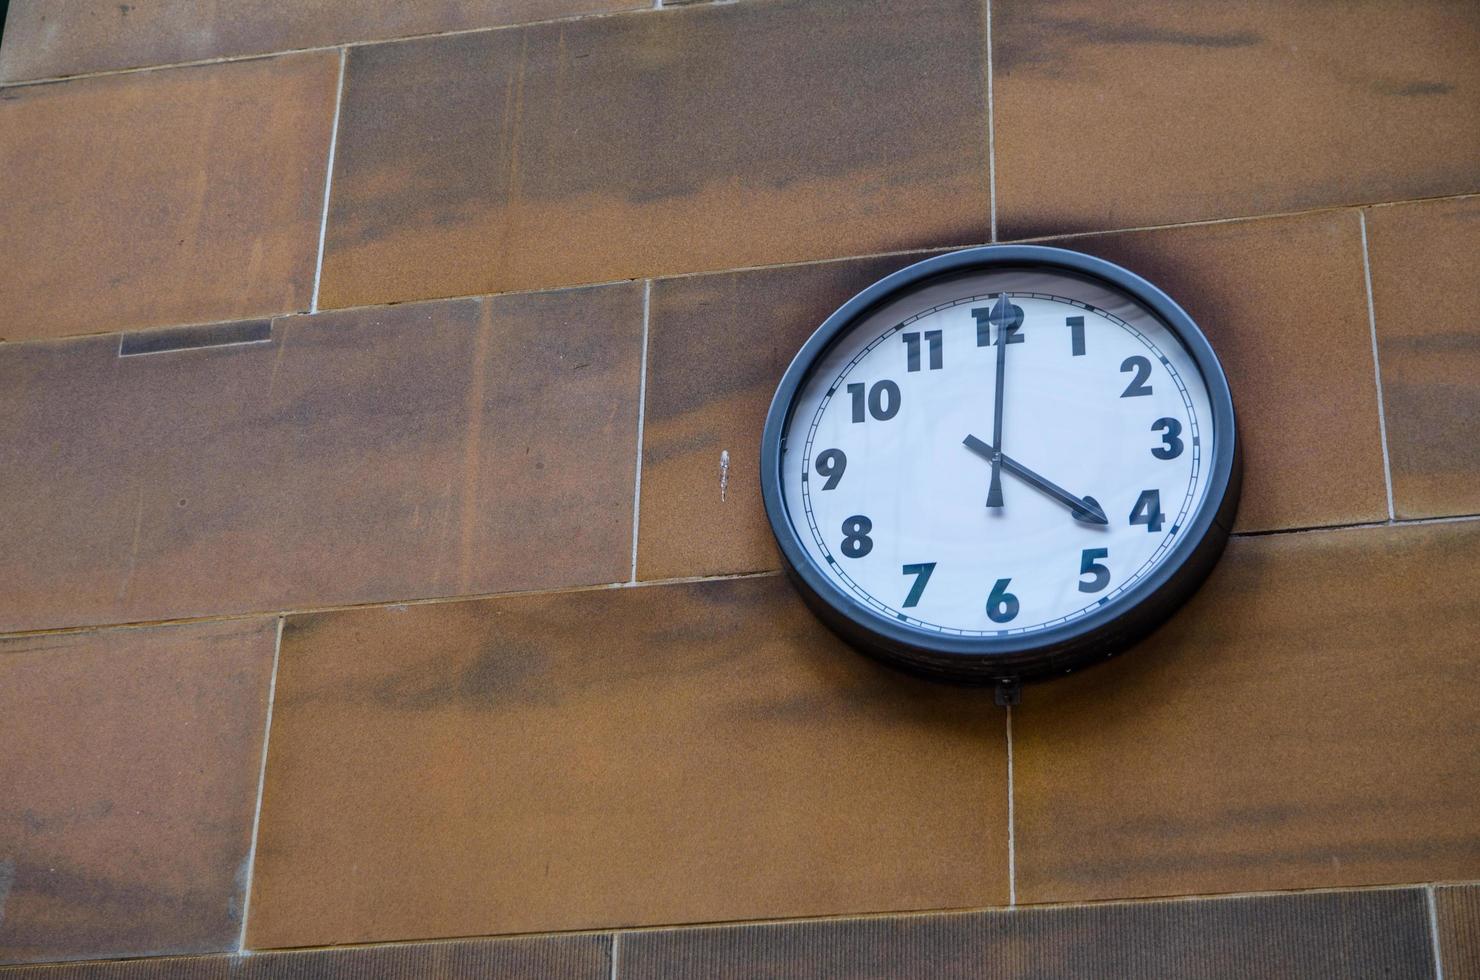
[759,245,1241,685]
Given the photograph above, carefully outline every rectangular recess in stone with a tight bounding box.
[246,575,1007,948]
[0,52,339,342]
[1045,210,1385,532]
[993,0,1480,237]
[0,0,647,82]
[0,284,642,632]
[317,0,990,309]
[1364,195,1480,519]
[119,320,274,357]
[1436,885,1480,980]
[1013,521,1480,905]
[0,619,277,966]
[619,888,1432,979]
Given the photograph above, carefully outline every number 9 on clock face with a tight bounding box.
[760,246,1240,684]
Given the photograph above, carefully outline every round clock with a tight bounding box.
[759,245,1240,687]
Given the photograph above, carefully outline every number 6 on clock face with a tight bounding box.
[761,245,1241,685]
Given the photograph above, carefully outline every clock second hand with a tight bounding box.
[962,434,1109,525]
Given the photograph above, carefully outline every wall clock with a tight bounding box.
[759,246,1240,694]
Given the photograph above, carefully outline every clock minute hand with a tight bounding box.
[962,434,1109,525]
[986,294,1011,509]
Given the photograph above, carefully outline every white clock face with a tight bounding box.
[778,266,1218,639]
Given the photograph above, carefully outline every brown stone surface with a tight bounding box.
[1437,885,1480,980]
[0,53,338,342]
[994,0,1480,237]
[317,0,990,309]
[246,575,1007,948]
[621,888,1433,979]
[1013,520,1480,904]
[235,935,612,979]
[0,963,230,980]
[638,210,1383,581]
[1365,195,1480,519]
[0,933,610,978]
[637,253,933,581]
[0,285,641,633]
[0,619,277,965]
[0,0,646,82]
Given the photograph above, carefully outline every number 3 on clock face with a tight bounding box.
[761,246,1240,685]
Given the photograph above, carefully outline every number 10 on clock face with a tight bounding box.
[778,267,1217,639]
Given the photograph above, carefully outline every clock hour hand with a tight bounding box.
[962,434,1109,525]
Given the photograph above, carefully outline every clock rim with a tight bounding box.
[759,244,1242,684]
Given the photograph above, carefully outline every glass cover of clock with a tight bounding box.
[778,267,1217,637]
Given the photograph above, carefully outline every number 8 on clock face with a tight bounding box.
[761,246,1240,685]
